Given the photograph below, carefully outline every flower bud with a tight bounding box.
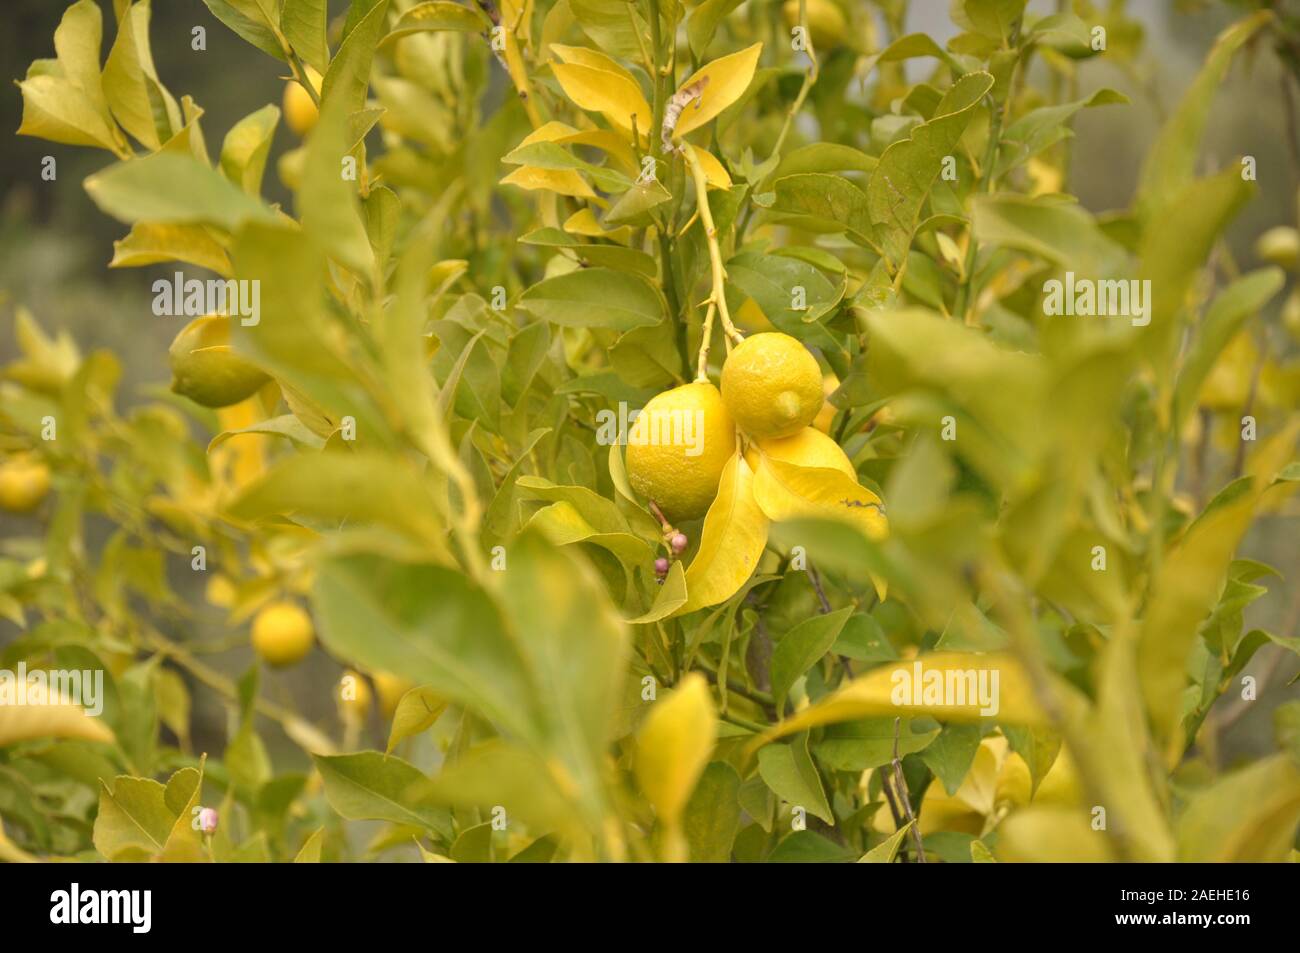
[670,533,688,554]
[197,807,219,834]
[654,557,669,576]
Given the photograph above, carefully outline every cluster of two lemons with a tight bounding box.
[627,332,850,523]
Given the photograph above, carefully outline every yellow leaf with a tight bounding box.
[501,164,597,199]
[551,45,640,87]
[635,673,717,833]
[757,653,1058,750]
[672,42,762,140]
[0,693,115,747]
[677,451,769,614]
[996,806,1115,862]
[752,452,888,541]
[563,208,635,243]
[110,222,232,276]
[551,55,653,140]
[690,145,732,190]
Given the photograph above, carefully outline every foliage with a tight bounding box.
[2,0,1300,863]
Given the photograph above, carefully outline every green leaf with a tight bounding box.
[859,822,912,862]
[385,686,447,754]
[282,0,330,74]
[313,554,539,741]
[109,222,232,275]
[314,751,454,839]
[385,1,491,43]
[93,776,173,861]
[1135,10,1271,221]
[228,451,450,553]
[971,193,1127,278]
[757,734,833,824]
[322,0,390,112]
[919,723,983,796]
[1172,267,1284,429]
[293,827,325,862]
[220,104,281,195]
[103,0,181,150]
[201,0,286,60]
[516,268,667,331]
[85,152,279,229]
[770,606,853,712]
[868,71,994,268]
[759,173,875,245]
[682,761,741,862]
[1176,754,1300,862]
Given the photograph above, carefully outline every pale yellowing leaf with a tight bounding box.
[677,451,769,614]
[635,673,717,828]
[996,806,1114,862]
[110,222,232,276]
[752,453,888,541]
[386,684,448,754]
[0,694,115,748]
[672,42,762,139]
[758,653,1057,750]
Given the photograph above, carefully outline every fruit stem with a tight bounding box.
[769,0,819,162]
[682,145,744,370]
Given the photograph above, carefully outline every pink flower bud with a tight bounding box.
[654,557,669,576]
[197,807,219,834]
[670,533,688,554]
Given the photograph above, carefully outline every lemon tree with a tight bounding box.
[1,0,1299,865]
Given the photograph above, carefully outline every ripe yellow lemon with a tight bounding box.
[169,315,270,408]
[1255,226,1299,270]
[626,382,736,521]
[372,671,414,718]
[813,372,839,434]
[754,427,855,478]
[0,455,51,513]
[251,601,315,667]
[336,670,373,720]
[283,66,322,137]
[721,332,823,440]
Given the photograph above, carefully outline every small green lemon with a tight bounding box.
[721,332,823,439]
[251,601,315,667]
[169,315,270,408]
[626,382,736,522]
[0,455,51,513]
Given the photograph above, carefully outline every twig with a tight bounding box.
[891,717,927,862]
[682,145,744,373]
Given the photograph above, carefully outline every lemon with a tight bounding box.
[372,671,414,718]
[0,455,51,513]
[813,372,839,434]
[626,382,736,521]
[721,332,823,440]
[283,66,322,137]
[752,427,855,478]
[781,0,848,50]
[251,601,315,667]
[336,670,373,720]
[169,315,270,408]
[1255,226,1299,270]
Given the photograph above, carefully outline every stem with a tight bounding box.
[683,145,744,368]
[892,717,927,862]
[769,0,819,160]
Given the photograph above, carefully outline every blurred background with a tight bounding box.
[1,0,1296,772]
